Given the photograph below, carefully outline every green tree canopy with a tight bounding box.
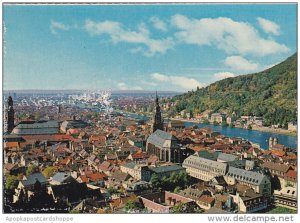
[168,53,297,128]
[124,200,143,212]
[42,166,57,178]
[26,164,39,176]
[5,175,19,190]
[150,173,160,189]
[107,187,120,194]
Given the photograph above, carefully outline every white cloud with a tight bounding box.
[213,72,236,81]
[171,14,289,56]
[117,82,128,90]
[225,56,259,72]
[84,19,174,56]
[50,20,70,34]
[151,72,204,90]
[149,17,167,32]
[257,17,280,36]
[117,82,143,90]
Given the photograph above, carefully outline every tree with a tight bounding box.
[171,202,202,213]
[171,202,186,213]
[177,171,190,188]
[107,187,120,194]
[161,176,171,191]
[5,175,19,190]
[174,186,181,193]
[18,113,27,120]
[202,119,210,124]
[150,174,160,189]
[26,165,38,176]
[221,120,228,127]
[124,200,143,212]
[42,166,57,178]
[247,124,252,130]
[169,172,178,184]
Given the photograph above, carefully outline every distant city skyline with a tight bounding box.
[3,4,296,91]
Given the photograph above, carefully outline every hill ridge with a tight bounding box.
[169,53,297,127]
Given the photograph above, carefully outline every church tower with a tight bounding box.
[152,91,163,133]
[5,96,15,134]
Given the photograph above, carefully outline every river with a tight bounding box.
[184,123,297,150]
[123,113,297,150]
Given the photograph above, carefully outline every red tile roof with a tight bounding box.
[4,142,19,148]
[284,154,297,160]
[58,157,72,165]
[198,195,215,204]
[86,172,107,182]
[190,145,206,152]
[98,161,113,171]
[131,152,149,159]
[286,170,297,179]
[79,175,89,183]
[271,150,286,157]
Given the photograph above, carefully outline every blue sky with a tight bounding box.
[3,4,297,92]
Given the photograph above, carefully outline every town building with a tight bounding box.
[182,154,228,181]
[288,122,297,132]
[120,162,150,181]
[231,189,268,213]
[210,113,225,123]
[12,120,59,135]
[225,166,271,196]
[150,164,185,180]
[60,119,89,133]
[120,162,185,182]
[183,154,271,196]
[139,191,199,213]
[274,187,297,210]
[167,120,185,129]
[13,172,48,203]
[262,162,292,179]
[50,172,76,185]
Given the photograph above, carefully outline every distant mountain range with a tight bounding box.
[170,53,297,127]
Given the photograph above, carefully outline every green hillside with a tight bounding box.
[169,53,297,127]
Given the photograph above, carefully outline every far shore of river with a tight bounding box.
[169,118,297,137]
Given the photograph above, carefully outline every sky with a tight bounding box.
[3,3,297,92]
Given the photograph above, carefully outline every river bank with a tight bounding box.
[169,118,296,137]
[251,126,297,137]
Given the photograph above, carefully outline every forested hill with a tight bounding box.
[170,53,297,127]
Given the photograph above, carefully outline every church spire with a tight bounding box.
[5,96,15,134]
[152,91,163,133]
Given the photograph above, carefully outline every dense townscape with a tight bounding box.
[2,2,297,218]
[3,91,297,214]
